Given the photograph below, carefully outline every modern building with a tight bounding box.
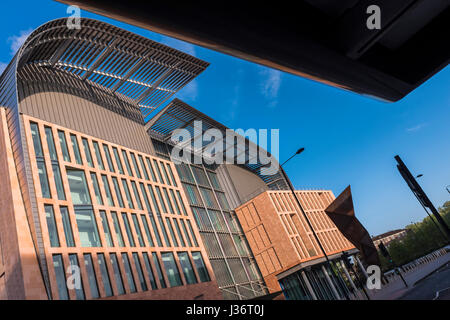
[372,229,408,248]
[0,17,361,301]
[0,18,220,300]
[235,190,367,300]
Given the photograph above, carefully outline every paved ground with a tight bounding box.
[369,253,450,300]
[399,262,450,300]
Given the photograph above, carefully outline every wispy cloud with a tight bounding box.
[8,28,33,56]
[258,67,282,108]
[406,123,427,133]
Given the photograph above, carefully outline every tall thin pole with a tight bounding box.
[280,157,351,300]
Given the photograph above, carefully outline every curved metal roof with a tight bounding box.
[16,18,209,116]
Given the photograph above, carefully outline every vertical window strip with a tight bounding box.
[122,150,134,176]
[44,205,60,247]
[161,252,182,287]
[173,218,186,247]
[130,153,142,179]
[100,211,114,247]
[186,220,199,247]
[158,216,171,247]
[132,214,145,247]
[180,219,193,247]
[166,164,178,187]
[112,177,125,208]
[90,173,104,205]
[192,252,210,282]
[132,253,148,291]
[138,155,149,180]
[103,144,115,172]
[121,213,136,247]
[163,188,175,214]
[52,254,69,300]
[93,141,105,170]
[112,147,124,174]
[60,206,75,247]
[52,163,66,200]
[81,138,94,168]
[131,181,143,210]
[44,127,57,161]
[58,130,71,162]
[68,254,85,300]
[176,191,188,216]
[160,162,171,186]
[70,134,83,165]
[31,123,51,199]
[101,175,115,206]
[83,253,100,299]
[121,179,135,209]
[152,253,167,289]
[169,189,181,215]
[178,252,197,285]
[155,186,168,213]
[111,212,125,247]
[140,215,155,247]
[121,253,137,293]
[165,218,178,247]
[97,253,113,297]
[153,159,164,183]
[110,253,125,295]
[74,207,101,247]
[142,252,158,290]
[146,157,157,182]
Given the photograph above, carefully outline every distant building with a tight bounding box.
[372,229,408,248]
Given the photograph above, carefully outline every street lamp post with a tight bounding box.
[279,148,358,300]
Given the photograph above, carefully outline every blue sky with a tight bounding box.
[1,1,449,236]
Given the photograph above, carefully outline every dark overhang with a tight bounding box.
[58,0,449,102]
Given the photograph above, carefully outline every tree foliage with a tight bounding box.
[378,201,450,271]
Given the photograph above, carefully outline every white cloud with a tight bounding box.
[258,67,282,107]
[406,123,427,133]
[8,29,33,56]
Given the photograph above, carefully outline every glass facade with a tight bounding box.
[26,119,212,300]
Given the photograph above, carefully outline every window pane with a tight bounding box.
[217,192,230,211]
[131,181,143,210]
[74,208,101,247]
[138,155,149,180]
[121,213,136,247]
[183,184,203,206]
[52,254,69,300]
[207,171,221,190]
[186,220,199,247]
[169,189,181,215]
[58,130,70,162]
[111,212,125,247]
[83,254,100,299]
[101,175,114,206]
[142,252,157,290]
[103,144,115,172]
[82,138,94,168]
[121,253,136,293]
[112,177,125,208]
[146,158,157,182]
[132,214,145,247]
[52,164,66,200]
[97,253,113,297]
[158,216,171,247]
[100,211,114,247]
[163,188,174,214]
[140,215,154,247]
[70,134,83,165]
[152,253,167,288]
[122,150,133,176]
[110,253,125,295]
[155,187,167,213]
[68,254,85,300]
[153,159,164,183]
[112,147,124,174]
[160,163,171,186]
[44,127,57,161]
[90,173,103,205]
[180,219,193,247]
[93,141,105,170]
[149,214,163,247]
[45,205,59,247]
[192,252,210,282]
[166,164,178,187]
[176,191,188,216]
[60,207,75,247]
[200,187,219,209]
[132,253,148,291]
[165,218,178,247]
[130,153,142,179]
[161,252,182,287]
[37,161,51,199]
[67,169,92,205]
[30,122,43,157]
[121,179,134,209]
[178,252,197,285]
[148,185,160,214]
[192,166,208,187]
[173,219,186,247]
